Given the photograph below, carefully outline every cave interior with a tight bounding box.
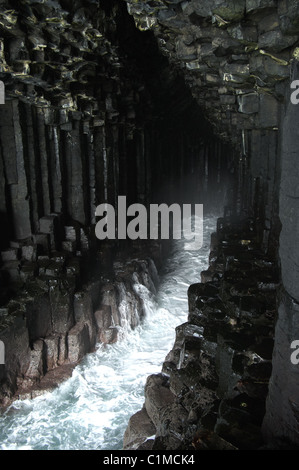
[0,0,299,451]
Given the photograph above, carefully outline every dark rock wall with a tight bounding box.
[0,254,160,405]
[262,60,299,447]
[0,0,228,244]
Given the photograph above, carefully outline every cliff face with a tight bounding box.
[0,0,299,450]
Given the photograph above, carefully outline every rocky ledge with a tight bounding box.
[0,236,160,408]
[123,214,286,451]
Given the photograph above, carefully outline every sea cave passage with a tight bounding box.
[0,16,235,448]
[1,0,298,452]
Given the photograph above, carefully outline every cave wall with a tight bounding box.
[262,60,299,446]
[123,0,292,255]
[0,0,229,251]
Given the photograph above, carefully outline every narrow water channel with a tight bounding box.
[0,215,217,450]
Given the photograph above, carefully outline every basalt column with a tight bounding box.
[262,62,299,448]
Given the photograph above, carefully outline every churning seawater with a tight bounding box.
[0,216,217,450]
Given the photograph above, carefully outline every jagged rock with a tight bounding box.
[246,0,276,13]
[26,292,52,343]
[62,240,76,253]
[0,260,21,283]
[21,245,36,262]
[49,282,75,335]
[238,93,259,114]
[144,374,175,428]
[44,335,60,371]
[1,249,19,261]
[74,289,98,349]
[94,305,117,344]
[33,234,50,254]
[67,322,90,363]
[0,251,159,403]
[24,339,45,380]
[123,406,156,450]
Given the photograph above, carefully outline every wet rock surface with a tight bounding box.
[123,0,295,145]
[0,243,159,407]
[123,215,282,450]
